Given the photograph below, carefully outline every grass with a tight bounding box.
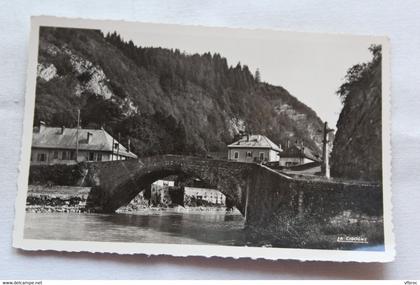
[246,211,384,250]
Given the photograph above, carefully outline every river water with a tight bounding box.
[24,210,249,246]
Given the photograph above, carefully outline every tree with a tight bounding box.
[80,92,123,129]
[336,45,382,103]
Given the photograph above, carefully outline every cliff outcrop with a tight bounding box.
[331,47,382,182]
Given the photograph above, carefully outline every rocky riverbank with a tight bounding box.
[26,185,238,214]
[116,205,240,215]
[26,185,92,213]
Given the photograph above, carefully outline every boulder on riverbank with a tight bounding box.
[26,185,92,213]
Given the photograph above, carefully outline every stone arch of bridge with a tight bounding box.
[97,161,248,216]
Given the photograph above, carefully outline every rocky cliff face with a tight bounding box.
[35,27,325,157]
[331,51,382,182]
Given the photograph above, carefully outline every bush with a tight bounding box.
[50,54,74,76]
[29,163,86,186]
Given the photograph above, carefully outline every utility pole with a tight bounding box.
[117,132,121,160]
[321,121,334,178]
[111,137,115,161]
[75,109,80,163]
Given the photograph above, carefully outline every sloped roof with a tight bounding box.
[32,126,137,158]
[228,135,281,152]
[279,144,320,162]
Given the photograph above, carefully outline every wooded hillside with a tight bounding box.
[35,27,325,157]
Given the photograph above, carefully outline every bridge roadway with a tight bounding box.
[83,155,383,227]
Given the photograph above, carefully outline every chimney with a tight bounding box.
[87,132,92,144]
[39,121,46,133]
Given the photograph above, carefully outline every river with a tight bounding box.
[24,210,249,246]
[24,210,385,251]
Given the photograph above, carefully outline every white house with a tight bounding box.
[227,134,281,163]
[31,122,137,165]
[150,179,176,205]
[184,187,226,205]
[150,179,226,206]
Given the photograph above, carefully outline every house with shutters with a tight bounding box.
[227,134,281,163]
[30,122,137,165]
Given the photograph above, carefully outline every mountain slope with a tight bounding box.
[34,27,325,157]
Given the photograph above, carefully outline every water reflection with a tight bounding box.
[24,211,247,246]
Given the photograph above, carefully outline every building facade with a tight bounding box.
[227,134,281,163]
[184,187,226,205]
[31,122,137,165]
[150,179,227,207]
[150,179,176,205]
[278,144,320,167]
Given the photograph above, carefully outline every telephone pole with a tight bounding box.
[75,109,80,162]
[117,132,121,160]
[321,121,334,178]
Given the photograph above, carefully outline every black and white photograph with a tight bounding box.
[13,16,393,262]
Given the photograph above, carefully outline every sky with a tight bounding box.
[100,22,380,128]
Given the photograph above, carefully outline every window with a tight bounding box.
[259,152,265,161]
[96,153,102,161]
[53,151,58,159]
[234,151,239,159]
[89,152,95,161]
[37,153,46,162]
[62,151,67,160]
[246,151,252,157]
[70,151,76,160]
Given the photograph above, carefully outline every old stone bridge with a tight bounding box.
[84,155,383,227]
